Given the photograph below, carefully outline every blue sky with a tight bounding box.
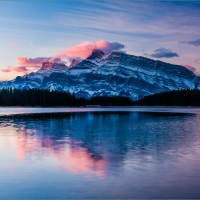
[0,0,200,80]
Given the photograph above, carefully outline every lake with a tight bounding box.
[0,107,200,198]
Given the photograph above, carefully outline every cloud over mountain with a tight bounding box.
[17,41,125,67]
[2,40,125,75]
[149,48,179,58]
[13,66,28,73]
[182,64,200,76]
[52,40,125,61]
[17,57,51,67]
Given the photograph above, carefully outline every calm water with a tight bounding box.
[0,108,200,198]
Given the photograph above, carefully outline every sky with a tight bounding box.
[0,0,200,81]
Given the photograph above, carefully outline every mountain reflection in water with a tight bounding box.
[0,112,200,198]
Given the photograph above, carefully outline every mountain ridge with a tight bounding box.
[0,50,199,101]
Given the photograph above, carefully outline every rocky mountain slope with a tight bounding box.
[1,49,200,101]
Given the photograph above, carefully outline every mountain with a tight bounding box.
[69,59,79,68]
[1,49,200,101]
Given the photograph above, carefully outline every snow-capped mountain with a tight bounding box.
[1,49,200,101]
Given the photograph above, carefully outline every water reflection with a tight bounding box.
[0,112,200,198]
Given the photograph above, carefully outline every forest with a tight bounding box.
[0,88,133,106]
[1,88,200,107]
[133,89,200,106]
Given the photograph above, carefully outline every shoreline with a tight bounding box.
[0,106,200,118]
[0,105,200,108]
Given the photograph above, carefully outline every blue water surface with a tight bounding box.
[0,109,200,199]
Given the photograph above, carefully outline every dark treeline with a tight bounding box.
[0,88,80,106]
[2,88,200,107]
[89,96,133,106]
[0,88,133,107]
[134,89,200,106]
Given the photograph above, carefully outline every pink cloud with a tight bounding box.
[16,57,51,67]
[182,64,200,76]
[1,66,29,74]
[13,66,28,74]
[1,66,13,72]
[182,64,196,72]
[17,56,66,67]
[52,40,125,61]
